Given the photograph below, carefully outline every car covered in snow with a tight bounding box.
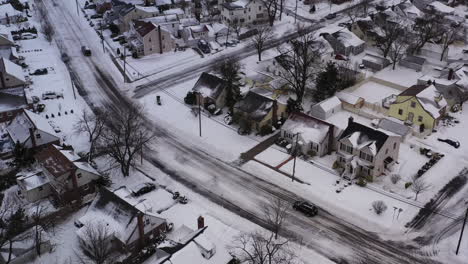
[132,182,156,196]
[42,91,63,100]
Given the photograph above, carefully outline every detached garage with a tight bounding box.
[310,96,341,120]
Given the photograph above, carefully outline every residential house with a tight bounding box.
[76,187,168,253]
[221,0,267,26]
[281,112,336,157]
[181,24,213,46]
[0,4,22,25]
[376,118,411,141]
[33,145,101,203]
[0,227,52,264]
[0,88,30,123]
[361,53,390,72]
[322,28,365,56]
[145,15,181,36]
[159,222,234,264]
[310,96,342,120]
[350,18,382,46]
[115,4,161,32]
[426,1,454,15]
[6,109,60,149]
[336,91,365,112]
[0,57,25,89]
[336,117,400,179]
[16,170,52,203]
[234,89,287,133]
[129,20,176,56]
[419,42,448,61]
[388,84,447,132]
[394,1,422,19]
[191,72,227,109]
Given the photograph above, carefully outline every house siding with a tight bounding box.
[388,96,441,131]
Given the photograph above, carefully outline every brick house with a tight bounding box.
[129,20,176,56]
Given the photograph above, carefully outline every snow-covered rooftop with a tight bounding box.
[428,1,454,14]
[17,171,50,191]
[282,113,331,144]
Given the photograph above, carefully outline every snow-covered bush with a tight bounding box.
[372,200,387,215]
[390,174,401,184]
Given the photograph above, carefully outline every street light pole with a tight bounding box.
[123,48,127,83]
[294,0,298,23]
[456,208,468,255]
[75,0,79,16]
[198,93,202,137]
[291,132,299,182]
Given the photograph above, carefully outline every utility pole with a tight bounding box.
[294,0,298,23]
[75,0,79,16]
[456,208,468,255]
[198,93,202,137]
[101,23,105,53]
[123,48,127,83]
[291,132,299,182]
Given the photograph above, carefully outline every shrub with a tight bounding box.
[364,174,373,183]
[391,174,401,184]
[307,150,317,157]
[184,91,196,105]
[259,125,273,136]
[356,178,367,187]
[372,200,387,215]
[405,182,413,189]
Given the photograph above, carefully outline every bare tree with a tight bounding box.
[439,24,463,61]
[388,32,410,70]
[98,104,155,177]
[217,58,242,113]
[74,109,105,160]
[231,231,299,264]
[278,30,324,110]
[376,22,404,58]
[262,197,289,239]
[411,13,443,54]
[264,0,279,27]
[42,19,55,43]
[0,198,29,264]
[411,176,431,201]
[77,222,115,264]
[252,26,273,62]
[229,20,243,38]
[31,204,55,256]
[372,200,387,215]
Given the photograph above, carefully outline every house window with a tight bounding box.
[38,186,43,191]
[398,109,403,115]
[145,219,150,225]
[77,173,82,178]
[6,112,12,117]
[36,134,41,139]
[244,10,246,14]
[393,142,397,149]
[359,151,373,162]
[385,149,388,155]
[149,48,152,51]
[240,18,245,22]
[162,36,165,40]
[418,116,423,122]
[410,101,416,108]
[149,38,151,42]
[346,145,353,154]
[340,143,346,151]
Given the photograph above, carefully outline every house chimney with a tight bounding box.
[137,213,146,249]
[272,100,278,126]
[158,25,163,54]
[197,215,205,229]
[448,68,454,80]
[327,125,334,155]
[29,127,36,148]
[348,116,354,125]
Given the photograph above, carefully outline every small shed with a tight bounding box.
[377,118,411,141]
[310,96,341,120]
[362,53,390,71]
[400,55,426,72]
[336,91,365,111]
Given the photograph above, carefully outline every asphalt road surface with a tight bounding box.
[42,0,445,263]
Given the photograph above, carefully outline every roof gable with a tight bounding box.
[339,119,389,152]
[35,144,76,178]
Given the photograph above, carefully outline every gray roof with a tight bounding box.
[378,118,410,137]
[192,72,227,100]
[234,91,274,122]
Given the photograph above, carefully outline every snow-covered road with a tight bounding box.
[41,0,450,263]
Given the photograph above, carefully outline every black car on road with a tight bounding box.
[132,182,156,196]
[293,201,318,216]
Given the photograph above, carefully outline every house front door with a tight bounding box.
[407,112,414,123]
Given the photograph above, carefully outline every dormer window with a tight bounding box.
[340,143,353,154]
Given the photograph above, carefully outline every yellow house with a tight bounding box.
[388,84,447,132]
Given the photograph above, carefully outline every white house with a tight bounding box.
[6,109,60,149]
[0,4,22,25]
[310,96,342,120]
[129,20,176,56]
[0,57,25,89]
[281,112,336,157]
[221,0,267,26]
[16,171,52,203]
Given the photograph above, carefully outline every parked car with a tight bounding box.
[90,14,103,19]
[84,4,96,9]
[13,35,20,41]
[21,33,37,40]
[335,54,348,61]
[112,36,125,42]
[81,46,92,56]
[132,182,156,196]
[198,40,211,54]
[325,13,337,19]
[338,22,350,27]
[31,96,40,103]
[293,201,318,216]
[89,21,94,27]
[42,91,63,100]
[31,68,48,75]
